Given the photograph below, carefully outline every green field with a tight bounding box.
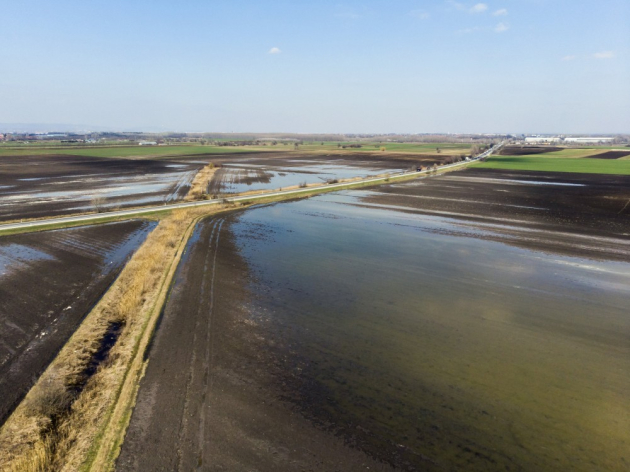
[0,144,260,159]
[478,156,630,175]
[0,141,475,159]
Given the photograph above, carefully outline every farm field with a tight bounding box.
[0,144,256,159]
[478,155,630,175]
[0,154,203,222]
[0,219,155,425]
[0,148,462,222]
[499,145,630,159]
[117,168,630,471]
[0,142,473,159]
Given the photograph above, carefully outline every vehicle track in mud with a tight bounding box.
[117,214,393,472]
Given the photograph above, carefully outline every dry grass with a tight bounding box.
[185,163,217,201]
[0,207,226,472]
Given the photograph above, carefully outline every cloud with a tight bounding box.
[470,3,488,13]
[410,9,430,19]
[561,55,577,61]
[268,47,281,54]
[494,22,509,33]
[593,51,615,59]
[493,8,508,16]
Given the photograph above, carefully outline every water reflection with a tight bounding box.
[229,191,630,471]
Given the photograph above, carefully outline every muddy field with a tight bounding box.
[589,151,630,159]
[0,151,457,222]
[498,145,563,155]
[0,154,202,222]
[177,150,454,195]
[0,220,155,424]
[361,168,630,258]
[118,167,630,471]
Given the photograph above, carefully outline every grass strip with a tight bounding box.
[477,156,630,175]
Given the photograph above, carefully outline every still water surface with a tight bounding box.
[229,191,630,471]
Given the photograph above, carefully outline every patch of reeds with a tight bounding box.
[185,163,218,201]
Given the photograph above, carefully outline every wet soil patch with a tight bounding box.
[361,168,630,245]
[0,220,155,425]
[117,214,393,471]
[0,154,202,221]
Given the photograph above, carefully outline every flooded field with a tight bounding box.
[0,220,155,424]
[0,154,201,221]
[209,160,401,194]
[119,169,630,471]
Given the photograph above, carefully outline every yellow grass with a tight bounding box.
[184,163,217,201]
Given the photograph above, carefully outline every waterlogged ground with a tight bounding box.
[0,220,155,424]
[119,169,630,471]
[0,154,201,221]
[209,161,400,194]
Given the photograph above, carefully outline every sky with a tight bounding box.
[1,0,629,134]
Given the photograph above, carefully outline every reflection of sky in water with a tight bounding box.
[0,243,55,277]
[0,170,197,209]
[225,189,630,470]
[220,163,400,193]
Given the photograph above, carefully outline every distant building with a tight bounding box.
[138,141,157,146]
[524,136,562,144]
[564,137,614,144]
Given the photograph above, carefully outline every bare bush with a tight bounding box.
[25,370,73,419]
[92,196,106,213]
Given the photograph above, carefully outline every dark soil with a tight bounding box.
[588,151,630,159]
[0,154,202,222]
[116,215,393,472]
[174,150,454,171]
[0,220,155,425]
[358,168,630,261]
[499,145,563,155]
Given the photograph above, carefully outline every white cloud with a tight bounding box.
[493,8,508,16]
[494,22,509,33]
[470,3,488,13]
[593,51,615,59]
[561,55,577,61]
[268,47,281,54]
[410,9,430,19]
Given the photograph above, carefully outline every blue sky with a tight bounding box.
[1,0,628,133]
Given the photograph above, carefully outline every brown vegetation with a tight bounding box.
[0,207,227,472]
[185,163,218,201]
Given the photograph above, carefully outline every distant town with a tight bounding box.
[0,130,628,146]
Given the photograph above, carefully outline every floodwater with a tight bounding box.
[228,190,630,471]
[215,162,399,194]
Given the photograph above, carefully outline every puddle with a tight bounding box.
[216,163,400,194]
[0,244,56,277]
